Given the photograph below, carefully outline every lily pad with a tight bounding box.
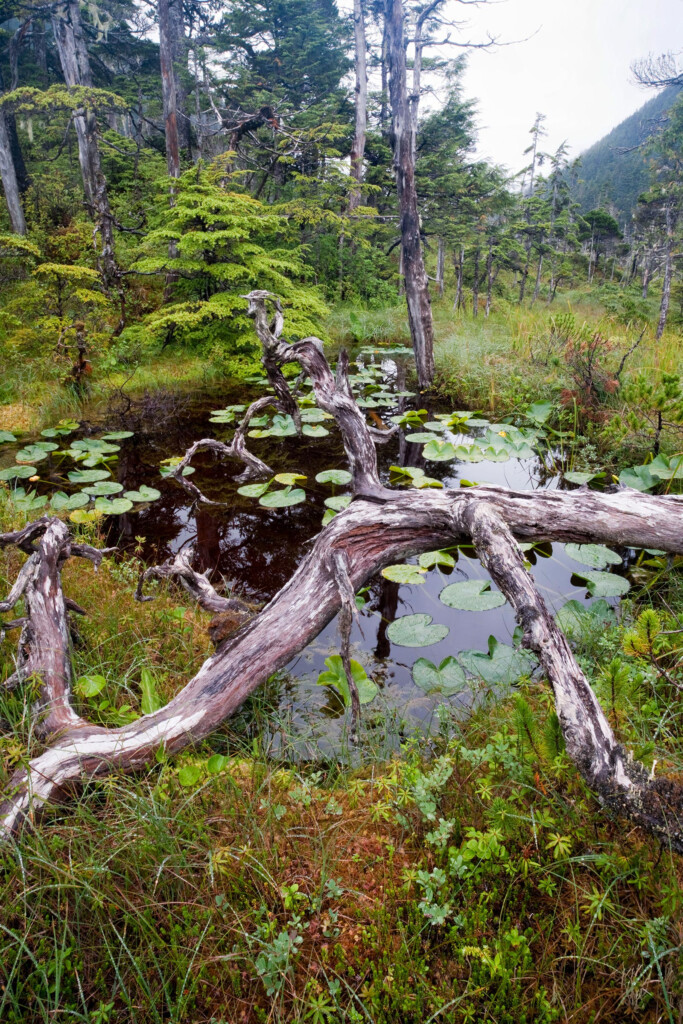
[100,431,134,440]
[619,464,656,492]
[422,439,458,462]
[316,469,352,486]
[575,570,630,598]
[386,613,449,648]
[68,469,111,483]
[237,480,271,498]
[324,494,352,511]
[0,430,17,443]
[418,550,456,569]
[15,446,49,463]
[83,481,124,496]
[69,509,103,524]
[412,656,466,695]
[302,424,329,438]
[564,543,621,569]
[259,486,305,508]
[439,580,506,611]
[563,471,598,485]
[459,637,536,686]
[316,655,378,706]
[274,472,307,486]
[405,432,438,444]
[94,496,134,515]
[0,465,37,480]
[381,563,426,584]
[555,599,616,640]
[123,485,162,503]
[50,491,89,511]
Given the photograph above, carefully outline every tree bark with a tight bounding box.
[436,235,445,298]
[384,0,435,389]
[531,251,543,306]
[51,0,118,295]
[348,0,367,212]
[158,0,181,180]
[0,108,26,234]
[472,247,480,318]
[485,244,493,317]
[453,246,464,311]
[656,199,675,341]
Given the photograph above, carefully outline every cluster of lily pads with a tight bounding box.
[0,420,161,520]
[236,468,352,523]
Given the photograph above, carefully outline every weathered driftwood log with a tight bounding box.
[2,291,683,850]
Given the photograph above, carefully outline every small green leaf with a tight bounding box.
[619,465,656,492]
[0,430,17,442]
[50,491,89,511]
[459,637,536,685]
[74,674,107,698]
[259,486,305,508]
[15,446,49,463]
[405,432,437,444]
[69,508,103,524]
[418,550,455,569]
[237,480,271,498]
[316,655,378,706]
[94,496,134,515]
[83,481,124,496]
[0,465,37,480]
[575,570,630,597]
[177,765,203,787]
[439,580,506,611]
[315,469,352,486]
[274,472,306,486]
[100,431,134,440]
[322,509,336,526]
[302,424,329,438]
[564,544,621,569]
[140,668,164,715]
[381,563,427,584]
[324,494,352,511]
[563,471,597,485]
[412,657,466,695]
[207,753,230,773]
[123,485,162,503]
[422,439,458,462]
[68,469,111,483]
[386,613,449,648]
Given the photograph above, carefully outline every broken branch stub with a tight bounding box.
[2,298,683,851]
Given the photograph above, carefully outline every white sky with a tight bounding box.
[453,0,683,172]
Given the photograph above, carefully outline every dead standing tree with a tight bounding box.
[3,291,683,849]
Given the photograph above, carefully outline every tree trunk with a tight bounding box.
[485,245,493,317]
[384,0,434,389]
[436,235,445,298]
[51,0,118,296]
[158,0,181,181]
[0,108,26,234]
[531,252,543,306]
[656,201,675,341]
[348,0,367,212]
[472,247,480,318]
[453,246,463,311]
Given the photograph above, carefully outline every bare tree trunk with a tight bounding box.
[453,246,463,311]
[0,108,26,234]
[159,0,181,181]
[472,247,480,318]
[436,235,445,298]
[531,252,543,306]
[348,0,367,212]
[51,0,118,297]
[656,201,675,341]
[485,245,493,317]
[384,0,434,389]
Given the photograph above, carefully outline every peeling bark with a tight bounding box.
[3,293,683,849]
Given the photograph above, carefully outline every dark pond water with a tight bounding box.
[0,353,623,757]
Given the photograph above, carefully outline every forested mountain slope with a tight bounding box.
[573,83,683,223]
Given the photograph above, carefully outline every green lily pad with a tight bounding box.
[564,544,621,569]
[381,563,426,584]
[422,439,458,462]
[100,431,134,440]
[69,508,103,524]
[274,472,307,486]
[563,471,598,485]
[83,481,124,496]
[316,655,378,706]
[0,465,37,480]
[619,465,656,492]
[324,494,352,511]
[555,599,616,641]
[259,486,305,508]
[302,424,330,438]
[15,446,49,463]
[315,469,352,486]
[71,439,120,454]
[418,549,456,569]
[68,469,111,483]
[575,570,630,598]
[300,408,329,423]
[459,637,536,685]
[386,613,449,648]
[525,401,554,425]
[238,480,272,498]
[0,430,17,443]
[9,489,47,511]
[50,491,90,511]
[412,656,466,695]
[123,485,162,503]
[405,432,438,444]
[439,580,506,611]
[94,496,134,515]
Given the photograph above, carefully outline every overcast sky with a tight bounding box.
[453,0,682,172]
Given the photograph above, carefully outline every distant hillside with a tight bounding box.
[573,84,683,227]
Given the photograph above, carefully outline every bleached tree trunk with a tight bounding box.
[384,0,434,388]
[0,108,26,234]
[4,293,683,852]
[453,246,463,311]
[472,246,480,318]
[656,200,675,341]
[348,0,367,212]
[158,0,185,179]
[51,0,118,294]
[531,251,543,305]
[485,244,493,317]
